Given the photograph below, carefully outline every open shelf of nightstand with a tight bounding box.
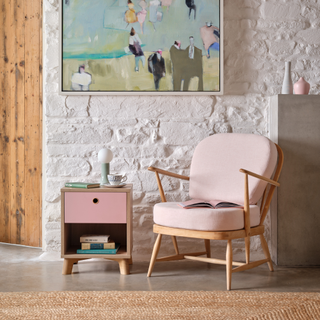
[64,245,130,259]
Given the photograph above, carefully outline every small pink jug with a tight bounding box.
[294,77,310,95]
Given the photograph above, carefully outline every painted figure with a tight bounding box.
[200,22,220,58]
[71,65,92,91]
[189,36,195,59]
[174,40,181,50]
[183,36,203,90]
[125,0,138,25]
[169,37,203,91]
[137,1,147,34]
[148,50,166,90]
[149,0,162,30]
[161,0,172,11]
[169,41,183,90]
[185,0,196,19]
[128,28,145,72]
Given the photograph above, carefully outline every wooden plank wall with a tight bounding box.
[0,0,42,247]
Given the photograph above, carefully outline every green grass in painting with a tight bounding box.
[63,51,219,92]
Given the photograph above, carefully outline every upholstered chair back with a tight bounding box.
[189,133,278,205]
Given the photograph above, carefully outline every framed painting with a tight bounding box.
[59,0,223,95]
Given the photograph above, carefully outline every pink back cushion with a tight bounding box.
[189,133,278,205]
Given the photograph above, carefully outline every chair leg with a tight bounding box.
[226,239,233,291]
[204,239,211,258]
[260,234,274,272]
[171,236,179,254]
[245,237,250,264]
[147,233,162,277]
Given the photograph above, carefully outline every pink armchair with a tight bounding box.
[147,133,284,290]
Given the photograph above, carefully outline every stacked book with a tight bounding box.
[77,234,120,254]
[65,182,100,189]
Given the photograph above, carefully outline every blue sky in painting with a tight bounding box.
[63,0,220,59]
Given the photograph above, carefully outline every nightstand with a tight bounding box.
[61,184,133,275]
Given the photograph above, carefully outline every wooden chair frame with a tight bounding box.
[147,144,284,290]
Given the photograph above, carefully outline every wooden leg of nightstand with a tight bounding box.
[118,259,130,275]
[128,257,133,265]
[62,259,78,275]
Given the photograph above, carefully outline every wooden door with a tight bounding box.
[0,0,42,247]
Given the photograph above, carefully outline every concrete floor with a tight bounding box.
[1,243,320,292]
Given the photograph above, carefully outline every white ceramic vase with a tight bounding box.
[281,61,293,94]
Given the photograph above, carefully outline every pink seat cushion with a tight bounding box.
[154,202,260,231]
[189,133,278,205]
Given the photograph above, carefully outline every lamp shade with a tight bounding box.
[98,148,113,163]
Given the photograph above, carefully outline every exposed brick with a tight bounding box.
[160,122,210,146]
[261,3,301,20]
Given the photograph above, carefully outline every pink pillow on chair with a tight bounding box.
[189,133,277,205]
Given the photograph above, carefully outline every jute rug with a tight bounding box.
[0,291,319,320]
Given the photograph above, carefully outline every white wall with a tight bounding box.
[43,0,320,261]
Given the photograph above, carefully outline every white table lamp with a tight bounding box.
[98,148,113,185]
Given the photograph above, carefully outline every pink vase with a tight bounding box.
[294,77,310,95]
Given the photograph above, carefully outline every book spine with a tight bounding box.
[80,237,110,243]
[81,243,115,250]
[65,183,88,188]
[76,249,118,254]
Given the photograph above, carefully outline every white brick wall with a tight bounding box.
[43,0,320,261]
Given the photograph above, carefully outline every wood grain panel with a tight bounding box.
[10,0,26,244]
[0,0,11,243]
[0,0,42,246]
[24,0,42,247]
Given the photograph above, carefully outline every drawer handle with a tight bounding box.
[92,198,99,204]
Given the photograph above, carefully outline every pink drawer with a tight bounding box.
[65,192,126,223]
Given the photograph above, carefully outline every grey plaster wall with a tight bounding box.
[270,95,320,266]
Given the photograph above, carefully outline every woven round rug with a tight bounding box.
[0,291,319,320]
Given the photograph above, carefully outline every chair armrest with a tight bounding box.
[148,167,189,203]
[148,167,190,181]
[239,169,280,187]
[240,168,279,237]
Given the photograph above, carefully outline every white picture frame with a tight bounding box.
[59,0,223,95]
